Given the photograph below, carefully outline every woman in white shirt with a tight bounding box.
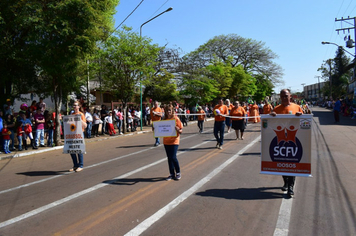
[92,108,101,137]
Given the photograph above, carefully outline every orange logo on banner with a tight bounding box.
[273,125,298,145]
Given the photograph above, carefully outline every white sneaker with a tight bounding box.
[175,173,181,180]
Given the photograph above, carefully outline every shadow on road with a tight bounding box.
[17,171,67,176]
[196,187,290,200]
[103,177,166,185]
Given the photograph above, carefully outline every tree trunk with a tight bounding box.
[53,84,63,146]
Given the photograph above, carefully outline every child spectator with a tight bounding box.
[105,111,116,136]
[2,123,11,154]
[5,114,16,151]
[18,111,38,150]
[16,122,25,151]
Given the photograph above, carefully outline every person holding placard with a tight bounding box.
[163,104,183,181]
[270,89,303,197]
[69,101,87,172]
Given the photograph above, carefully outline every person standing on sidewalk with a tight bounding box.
[333,98,341,124]
[213,98,228,150]
[270,89,303,197]
[163,104,183,181]
[69,101,87,172]
[151,101,162,146]
[34,108,46,147]
[85,108,93,138]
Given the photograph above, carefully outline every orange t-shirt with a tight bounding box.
[197,110,206,121]
[263,104,273,114]
[273,103,303,114]
[214,104,228,122]
[227,104,233,111]
[163,116,183,145]
[151,107,162,121]
[230,106,246,121]
[73,111,86,131]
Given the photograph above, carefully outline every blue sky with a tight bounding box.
[114,0,356,93]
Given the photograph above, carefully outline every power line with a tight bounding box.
[107,0,146,39]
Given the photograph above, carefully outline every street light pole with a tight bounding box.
[139,7,173,131]
[321,41,355,57]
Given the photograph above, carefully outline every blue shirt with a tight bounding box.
[0,117,3,132]
[334,100,341,112]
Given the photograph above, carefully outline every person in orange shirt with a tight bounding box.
[213,98,229,149]
[151,101,163,146]
[249,101,260,123]
[163,104,183,181]
[270,89,303,197]
[262,98,273,114]
[230,101,246,140]
[69,100,87,172]
[225,99,233,133]
[197,106,206,133]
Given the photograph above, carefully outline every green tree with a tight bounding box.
[228,64,257,100]
[318,47,352,99]
[2,0,119,145]
[205,59,233,98]
[0,1,38,102]
[179,69,220,105]
[100,27,161,132]
[183,34,283,86]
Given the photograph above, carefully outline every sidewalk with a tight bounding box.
[0,118,210,161]
[0,125,154,161]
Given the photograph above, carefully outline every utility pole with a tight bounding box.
[335,17,356,87]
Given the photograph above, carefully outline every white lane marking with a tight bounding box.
[124,136,261,236]
[0,138,211,229]
[0,133,204,195]
[273,192,294,236]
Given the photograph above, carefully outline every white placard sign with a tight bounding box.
[153,119,177,138]
[63,115,86,154]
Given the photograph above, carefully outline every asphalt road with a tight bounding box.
[0,107,355,236]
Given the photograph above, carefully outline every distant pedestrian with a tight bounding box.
[225,99,233,133]
[333,98,341,123]
[213,98,228,149]
[197,106,206,133]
